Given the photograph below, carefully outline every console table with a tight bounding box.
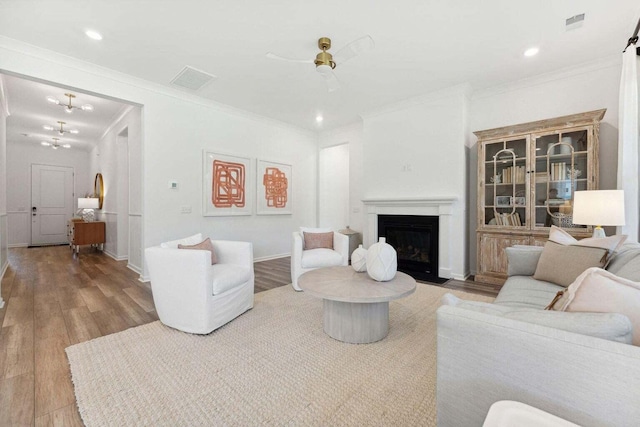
[68,220,105,254]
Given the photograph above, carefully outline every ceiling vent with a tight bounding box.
[170,66,217,91]
[565,13,585,31]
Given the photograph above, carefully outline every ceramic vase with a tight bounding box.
[351,244,367,272]
[366,237,397,282]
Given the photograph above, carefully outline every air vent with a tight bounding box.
[170,66,217,91]
[565,13,585,31]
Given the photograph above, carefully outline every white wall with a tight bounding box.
[0,36,318,280]
[467,58,622,274]
[6,142,91,246]
[0,78,8,306]
[318,144,349,230]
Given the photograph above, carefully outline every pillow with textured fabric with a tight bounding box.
[303,232,334,250]
[178,238,217,264]
[549,267,640,346]
[160,233,203,249]
[549,225,627,255]
[300,227,332,249]
[533,241,607,287]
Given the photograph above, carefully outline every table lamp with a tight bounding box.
[77,197,100,222]
[572,190,625,238]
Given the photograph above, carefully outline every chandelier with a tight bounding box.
[46,93,93,113]
[41,137,71,150]
[43,121,79,135]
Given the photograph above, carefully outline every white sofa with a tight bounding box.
[290,230,349,291]
[145,233,254,334]
[436,242,640,426]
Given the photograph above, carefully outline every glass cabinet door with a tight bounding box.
[482,137,528,228]
[532,127,590,231]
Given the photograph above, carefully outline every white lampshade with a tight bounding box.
[78,198,99,209]
[572,190,625,226]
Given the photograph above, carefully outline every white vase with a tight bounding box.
[351,244,367,272]
[366,237,397,282]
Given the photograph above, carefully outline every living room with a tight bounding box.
[1,1,640,425]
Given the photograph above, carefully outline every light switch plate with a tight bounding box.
[180,206,192,214]
[169,181,178,189]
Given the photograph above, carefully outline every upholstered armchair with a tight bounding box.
[145,233,254,334]
[291,229,349,291]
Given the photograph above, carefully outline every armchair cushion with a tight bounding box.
[179,237,217,264]
[211,264,251,295]
[301,248,344,269]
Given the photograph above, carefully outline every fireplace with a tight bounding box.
[377,215,445,283]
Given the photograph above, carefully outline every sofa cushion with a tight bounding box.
[494,276,564,309]
[301,248,343,269]
[607,242,640,281]
[210,264,251,295]
[303,232,334,250]
[506,245,544,276]
[178,238,217,264]
[160,233,203,249]
[551,267,640,346]
[442,293,633,344]
[533,241,607,287]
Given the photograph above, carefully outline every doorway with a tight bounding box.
[116,128,130,259]
[30,164,74,245]
[318,143,350,230]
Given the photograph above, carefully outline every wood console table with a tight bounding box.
[68,220,105,254]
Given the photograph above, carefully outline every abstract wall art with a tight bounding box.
[257,159,292,215]
[203,151,252,216]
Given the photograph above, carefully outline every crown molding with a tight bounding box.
[0,36,317,139]
[100,105,134,141]
[472,55,621,101]
[0,74,10,117]
[359,83,472,121]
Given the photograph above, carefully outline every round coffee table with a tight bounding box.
[298,266,416,344]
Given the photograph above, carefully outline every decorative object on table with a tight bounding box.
[77,197,99,222]
[572,190,626,238]
[339,226,362,260]
[566,168,582,179]
[366,237,397,282]
[351,244,367,272]
[489,174,501,184]
[202,151,253,216]
[94,173,104,209]
[256,159,292,215]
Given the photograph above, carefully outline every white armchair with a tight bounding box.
[291,230,349,291]
[145,233,254,334]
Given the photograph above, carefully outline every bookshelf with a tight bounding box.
[474,109,605,285]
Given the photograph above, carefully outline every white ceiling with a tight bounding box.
[2,74,130,151]
[0,1,639,131]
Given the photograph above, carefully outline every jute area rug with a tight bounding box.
[66,283,492,426]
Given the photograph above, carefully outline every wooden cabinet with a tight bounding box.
[475,109,605,285]
[68,220,105,254]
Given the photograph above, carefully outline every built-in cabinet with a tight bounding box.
[475,109,605,285]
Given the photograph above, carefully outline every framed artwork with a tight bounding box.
[495,196,511,207]
[256,159,292,215]
[203,151,252,216]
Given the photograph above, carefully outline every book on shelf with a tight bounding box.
[494,212,522,226]
[550,162,567,181]
[501,165,526,184]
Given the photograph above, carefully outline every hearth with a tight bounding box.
[377,215,445,283]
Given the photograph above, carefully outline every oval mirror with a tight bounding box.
[94,173,104,209]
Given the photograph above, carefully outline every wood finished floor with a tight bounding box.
[0,246,497,426]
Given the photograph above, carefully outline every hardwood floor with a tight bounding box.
[0,246,497,425]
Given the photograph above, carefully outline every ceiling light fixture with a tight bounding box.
[524,47,539,57]
[41,137,70,150]
[43,121,79,135]
[46,93,93,114]
[85,29,103,40]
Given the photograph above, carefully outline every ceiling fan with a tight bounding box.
[266,35,375,92]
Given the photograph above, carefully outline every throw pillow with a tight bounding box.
[533,241,607,287]
[549,267,640,346]
[178,238,217,264]
[549,225,627,256]
[300,227,332,249]
[160,233,203,249]
[303,232,334,250]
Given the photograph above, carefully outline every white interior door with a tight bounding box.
[31,164,74,245]
[319,144,350,230]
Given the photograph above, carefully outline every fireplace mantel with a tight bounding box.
[362,196,459,279]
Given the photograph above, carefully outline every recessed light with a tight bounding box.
[316,115,323,123]
[85,29,103,41]
[524,47,539,57]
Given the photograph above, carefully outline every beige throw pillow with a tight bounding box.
[550,267,640,346]
[533,241,607,287]
[549,225,627,255]
[178,238,217,264]
[303,232,334,250]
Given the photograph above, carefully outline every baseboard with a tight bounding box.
[104,250,128,261]
[138,274,150,283]
[8,243,28,248]
[254,253,290,263]
[0,260,7,308]
[451,273,471,281]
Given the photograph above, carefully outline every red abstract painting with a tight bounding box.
[263,167,288,208]
[212,160,246,208]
